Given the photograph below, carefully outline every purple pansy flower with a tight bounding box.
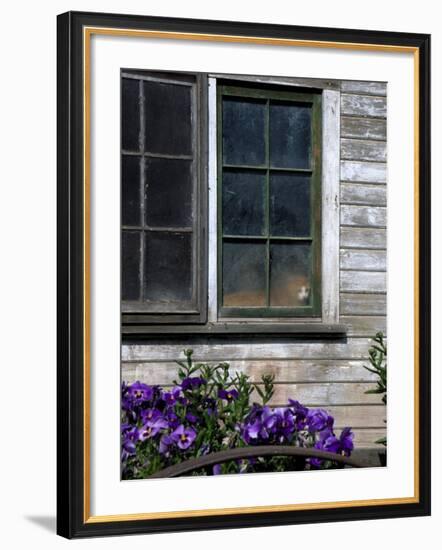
[122,426,140,455]
[305,408,334,433]
[139,415,168,441]
[181,377,206,391]
[273,408,295,440]
[162,386,181,405]
[241,406,278,444]
[212,464,222,475]
[126,381,154,404]
[288,399,309,430]
[338,427,355,456]
[218,388,239,401]
[159,434,174,455]
[170,425,197,450]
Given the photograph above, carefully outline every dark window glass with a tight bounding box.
[270,173,311,237]
[144,81,192,156]
[222,97,266,166]
[223,241,266,306]
[122,155,141,226]
[122,231,141,300]
[144,232,192,303]
[222,170,266,236]
[269,102,311,169]
[122,79,140,151]
[270,243,311,307]
[145,157,193,228]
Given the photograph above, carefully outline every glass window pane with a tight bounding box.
[270,173,311,237]
[122,155,141,226]
[122,231,141,301]
[270,102,311,169]
[222,170,266,236]
[144,232,192,303]
[223,241,266,307]
[145,158,193,228]
[122,78,140,151]
[144,81,192,156]
[223,97,266,166]
[270,243,311,307]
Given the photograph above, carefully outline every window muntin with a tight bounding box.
[121,72,203,316]
[217,85,322,318]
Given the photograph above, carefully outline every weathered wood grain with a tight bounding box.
[322,89,341,323]
[340,249,386,271]
[340,293,386,315]
[340,271,386,293]
[341,81,387,96]
[250,382,380,406]
[341,138,387,162]
[341,160,387,184]
[341,182,386,206]
[341,205,387,227]
[341,94,387,118]
[122,338,374,362]
[351,428,386,448]
[121,359,380,385]
[340,227,386,249]
[324,405,386,429]
[342,315,386,336]
[341,116,386,140]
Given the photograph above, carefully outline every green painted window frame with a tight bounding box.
[217,83,322,319]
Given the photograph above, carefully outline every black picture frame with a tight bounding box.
[57,10,431,539]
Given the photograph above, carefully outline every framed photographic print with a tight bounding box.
[57,10,431,538]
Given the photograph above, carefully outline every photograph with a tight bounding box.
[120,68,388,479]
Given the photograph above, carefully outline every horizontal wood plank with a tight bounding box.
[341,94,387,118]
[340,249,386,271]
[341,182,386,206]
[341,205,387,227]
[342,315,386,336]
[341,116,386,140]
[122,358,380,385]
[250,382,380,406]
[341,160,387,183]
[340,81,387,96]
[352,428,386,448]
[122,338,374,362]
[340,271,386,293]
[340,227,386,249]
[340,293,386,315]
[341,138,386,162]
[324,405,386,429]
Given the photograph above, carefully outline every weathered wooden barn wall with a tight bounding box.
[122,79,387,450]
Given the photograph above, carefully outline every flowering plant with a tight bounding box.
[121,350,355,478]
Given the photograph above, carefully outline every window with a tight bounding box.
[217,84,322,318]
[121,71,207,324]
[121,70,341,333]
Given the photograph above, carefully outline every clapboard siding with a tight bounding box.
[123,338,375,362]
[122,79,388,451]
[341,160,386,183]
[340,81,387,96]
[341,271,386,293]
[340,249,386,271]
[341,93,387,118]
[340,293,386,316]
[341,205,386,228]
[341,182,386,206]
[341,138,387,162]
[351,429,386,448]
[340,227,386,249]
[122,359,378,385]
[341,116,386,140]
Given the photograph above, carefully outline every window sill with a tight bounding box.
[122,322,347,338]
